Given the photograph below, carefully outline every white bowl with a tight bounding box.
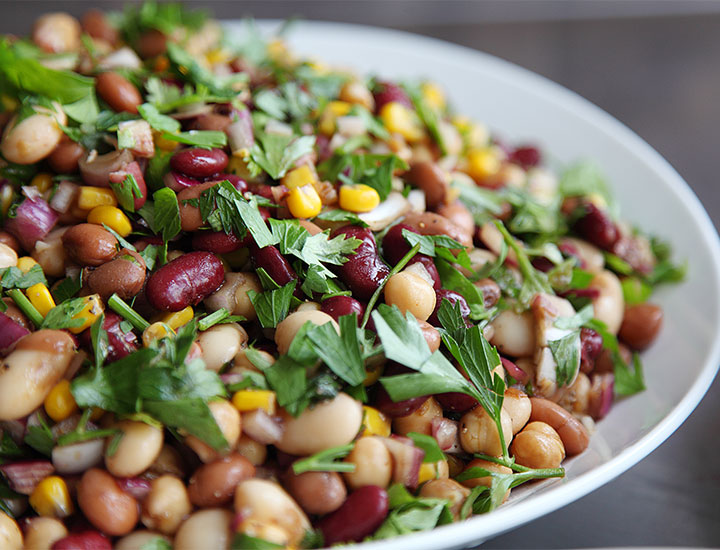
[227,20,720,549]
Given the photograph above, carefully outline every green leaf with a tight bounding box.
[291,443,356,474]
[231,534,284,550]
[314,208,368,227]
[40,297,88,330]
[166,43,239,97]
[152,187,182,241]
[249,133,316,179]
[0,432,25,459]
[307,314,366,386]
[435,259,488,320]
[109,173,143,212]
[0,264,47,289]
[401,229,464,257]
[90,315,108,369]
[405,82,447,154]
[584,318,645,396]
[247,281,296,329]
[161,130,227,149]
[263,354,308,411]
[24,417,54,456]
[559,161,615,214]
[137,102,181,134]
[144,399,228,451]
[407,432,445,463]
[138,537,173,550]
[371,485,452,540]
[548,330,581,387]
[554,304,594,330]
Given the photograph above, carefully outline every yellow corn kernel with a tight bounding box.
[17,256,38,273]
[153,130,179,151]
[31,173,54,193]
[361,406,391,437]
[339,184,380,213]
[77,187,117,210]
[44,380,78,422]
[227,155,255,180]
[587,192,608,210]
[29,476,73,518]
[421,81,446,111]
[159,306,194,330]
[26,283,56,317]
[282,165,318,190]
[287,185,322,219]
[466,148,502,181]
[1,94,19,111]
[0,185,14,215]
[307,58,330,74]
[87,205,132,237]
[267,38,290,62]
[339,81,375,111]
[67,294,104,334]
[379,101,425,142]
[143,322,175,347]
[417,461,446,485]
[205,48,230,65]
[232,390,277,415]
[319,100,353,135]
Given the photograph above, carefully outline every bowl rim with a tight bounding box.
[227,18,720,549]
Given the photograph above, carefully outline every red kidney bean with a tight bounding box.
[170,148,229,178]
[52,531,111,550]
[428,289,470,326]
[192,230,243,254]
[79,312,137,363]
[331,225,390,301]
[382,224,440,288]
[163,171,204,192]
[321,296,365,323]
[374,386,428,418]
[145,251,225,311]
[251,245,298,287]
[435,392,478,413]
[580,327,604,373]
[216,173,248,193]
[373,81,412,112]
[508,145,541,168]
[317,485,389,545]
[573,202,619,250]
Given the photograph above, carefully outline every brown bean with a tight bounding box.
[178,180,218,231]
[436,200,474,238]
[406,161,448,209]
[187,113,232,132]
[0,231,20,254]
[86,249,146,300]
[2,298,30,330]
[595,342,632,374]
[619,303,663,350]
[188,453,255,507]
[529,397,589,456]
[510,421,565,469]
[284,470,347,516]
[146,251,224,311]
[96,72,142,114]
[48,139,85,174]
[77,468,138,536]
[81,10,118,45]
[418,320,441,352]
[62,224,118,267]
[474,278,501,309]
[402,211,472,248]
[137,29,167,59]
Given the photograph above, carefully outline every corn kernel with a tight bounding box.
[77,187,117,210]
[26,283,56,317]
[1,95,19,111]
[339,81,375,111]
[466,148,502,181]
[29,476,73,518]
[143,322,175,347]
[205,48,230,65]
[17,256,38,273]
[282,165,318,190]
[363,362,384,387]
[421,81,446,111]
[0,185,14,215]
[159,306,194,330]
[339,184,380,213]
[67,294,104,334]
[361,406,391,437]
[417,461,445,484]
[44,380,78,422]
[287,185,322,219]
[153,130,179,152]
[319,101,353,135]
[87,205,132,237]
[587,192,608,210]
[379,102,425,142]
[232,390,277,415]
[31,173,54,193]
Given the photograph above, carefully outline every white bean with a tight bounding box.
[174,509,232,550]
[185,399,241,462]
[1,105,66,165]
[561,237,604,273]
[32,13,81,53]
[274,310,338,355]
[198,323,248,372]
[22,517,67,550]
[343,436,392,490]
[0,512,21,550]
[141,475,192,535]
[105,420,164,477]
[489,309,536,358]
[0,244,18,269]
[590,269,625,335]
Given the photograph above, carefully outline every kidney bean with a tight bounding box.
[77,468,138,536]
[406,161,448,209]
[86,249,146,300]
[62,224,118,267]
[217,173,248,193]
[52,531,112,550]
[317,485,389,545]
[81,10,118,44]
[435,392,478,413]
[170,148,229,178]
[96,72,142,114]
[251,245,298,287]
[579,327,603,373]
[428,289,470,326]
[136,29,167,58]
[572,202,619,250]
[321,295,365,323]
[331,225,389,301]
[619,303,663,350]
[374,386,427,418]
[474,278,501,309]
[285,470,347,516]
[382,223,415,265]
[48,139,85,174]
[146,251,225,311]
[373,81,412,112]
[529,397,590,456]
[163,171,203,192]
[192,230,243,254]
[509,145,541,168]
[188,453,255,507]
[103,312,138,362]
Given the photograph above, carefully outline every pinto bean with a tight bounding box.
[137,29,167,58]
[188,453,255,507]
[174,510,232,550]
[146,251,225,311]
[178,180,219,231]
[407,161,449,209]
[77,468,138,536]
[619,303,663,350]
[317,485,389,546]
[402,211,472,248]
[510,421,565,469]
[331,225,390,301]
[32,13,81,53]
[284,470,347,515]
[436,200,474,238]
[529,397,590,456]
[48,139,85,174]
[96,72,142,114]
[62,224,118,267]
[86,250,146,300]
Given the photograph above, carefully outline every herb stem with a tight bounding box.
[108,293,150,331]
[198,308,229,331]
[8,288,43,327]
[361,243,421,329]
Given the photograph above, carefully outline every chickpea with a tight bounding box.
[188,453,255,507]
[502,388,532,434]
[141,475,192,535]
[105,420,164,477]
[343,436,392,490]
[384,271,436,321]
[419,479,470,520]
[174,509,233,550]
[510,421,565,469]
[460,458,512,500]
[236,434,267,465]
[275,310,339,355]
[393,397,443,436]
[198,323,248,372]
[32,13,81,53]
[489,309,536,357]
[0,512,22,550]
[77,468,138,536]
[459,405,513,456]
[115,531,171,550]
[186,399,241,462]
[284,470,347,515]
[418,320,441,352]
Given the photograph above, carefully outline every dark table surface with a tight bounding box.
[3,2,719,548]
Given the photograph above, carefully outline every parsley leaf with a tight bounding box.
[405,82,446,154]
[547,330,581,387]
[247,281,296,328]
[0,264,47,289]
[584,318,645,396]
[249,133,315,179]
[41,297,88,330]
[407,432,445,463]
[24,416,55,456]
[291,443,356,474]
[109,173,142,212]
[231,534,284,550]
[152,188,182,241]
[434,259,489,320]
[307,314,366,386]
[314,208,368,227]
[137,103,181,134]
[371,484,452,540]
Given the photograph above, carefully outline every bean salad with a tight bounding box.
[0,3,684,549]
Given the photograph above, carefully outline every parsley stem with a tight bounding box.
[108,293,150,332]
[198,308,229,331]
[8,288,43,328]
[361,243,421,329]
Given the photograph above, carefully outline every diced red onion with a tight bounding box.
[226,109,254,155]
[79,149,133,187]
[0,420,26,442]
[49,181,79,214]
[109,160,148,210]
[0,312,30,353]
[5,193,59,251]
[0,460,55,495]
[117,477,151,500]
[431,417,459,451]
[163,170,203,192]
[501,357,530,385]
[241,409,283,445]
[220,373,245,385]
[270,185,288,204]
[589,373,615,420]
[379,436,425,489]
[52,439,104,475]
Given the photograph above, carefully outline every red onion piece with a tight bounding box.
[117,477,151,500]
[49,181,79,214]
[226,109,254,154]
[0,312,30,353]
[163,170,203,192]
[379,436,425,489]
[241,409,283,445]
[51,439,104,475]
[501,357,530,385]
[588,373,615,420]
[79,149,133,187]
[431,417,458,451]
[5,194,59,251]
[0,460,55,495]
[109,161,147,210]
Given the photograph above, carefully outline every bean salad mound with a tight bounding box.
[0,3,684,549]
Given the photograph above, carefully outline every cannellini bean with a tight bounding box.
[489,309,536,358]
[0,512,22,550]
[589,270,625,335]
[115,531,171,550]
[561,237,604,273]
[459,405,513,456]
[0,330,75,420]
[274,310,339,356]
[105,420,164,477]
[141,475,192,535]
[1,104,66,165]
[185,400,241,462]
[343,436,393,490]
[0,244,18,269]
[22,517,67,550]
[276,393,362,456]
[174,509,233,550]
[198,323,248,372]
